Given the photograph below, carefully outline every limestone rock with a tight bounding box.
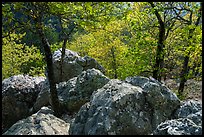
[32,79,50,113]
[125,76,150,88]
[35,68,109,113]
[126,76,181,130]
[3,106,69,135]
[2,75,46,133]
[57,68,110,112]
[76,55,105,73]
[173,100,202,127]
[51,49,105,83]
[153,118,202,135]
[69,78,180,135]
[153,100,202,135]
[173,100,202,119]
[142,79,181,130]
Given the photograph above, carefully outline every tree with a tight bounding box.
[148,2,166,82]
[2,2,131,116]
[69,19,129,79]
[174,2,202,96]
[28,2,63,116]
[2,32,45,80]
[2,2,64,116]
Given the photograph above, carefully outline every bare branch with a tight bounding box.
[165,20,176,40]
[172,8,191,24]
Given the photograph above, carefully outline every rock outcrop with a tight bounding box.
[51,49,105,83]
[2,75,47,133]
[57,68,110,112]
[153,118,202,135]
[3,106,69,135]
[153,100,202,135]
[173,100,202,120]
[69,77,181,135]
[31,79,50,113]
[2,72,201,135]
[35,68,110,113]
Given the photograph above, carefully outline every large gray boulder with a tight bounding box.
[153,100,202,135]
[36,68,110,113]
[126,76,181,129]
[69,78,180,135]
[3,106,69,135]
[2,75,47,133]
[52,49,105,83]
[57,68,110,112]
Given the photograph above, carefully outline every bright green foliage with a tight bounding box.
[2,32,45,80]
[68,18,157,79]
[69,20,128,79]
[2,2,202,84]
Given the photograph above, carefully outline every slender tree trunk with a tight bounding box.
[178,29,196,96]
[37,27,62,117]
[178,3,201,96]
[60,38,67,82]
[32,8,62,116]
[149,2,165,82]
[59,18,75,82]
[178,55,189,96]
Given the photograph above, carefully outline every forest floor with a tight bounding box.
[164,78,202,102]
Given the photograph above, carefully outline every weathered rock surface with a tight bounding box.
[52,49,105,83]
[153,100,202,135]
[3,106,69,135]
[3,73,200,135]
[125,76,150,88]
[2,75,46,133]
[153,118,202,135]
[57,68,110,112]
[31,79,50,113]
[126,76,181,129]
[69,78,181,135]
[173,100,202,119]
[35,68,110,113]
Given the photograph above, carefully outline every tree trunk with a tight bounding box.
[149,2,165,82]
[178,3,201,96]
[60,38,67,82]
[59,18,75,82]
[178,55,189,96]
[32,11,62,116]
[37,28,62,117]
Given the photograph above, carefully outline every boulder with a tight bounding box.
[173,100,202,120]
[3,106,69,135]
[31,79,50,113]
[57,68,110,112]
[126,76,181,129]
[51,49,105,83]
[153,100,202,135]
[35,68,110,113]
[153,118,202,135]
[141,78,181,130]
[77,55,105,73]
[69,78,180,135]
[2,75,46,133]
